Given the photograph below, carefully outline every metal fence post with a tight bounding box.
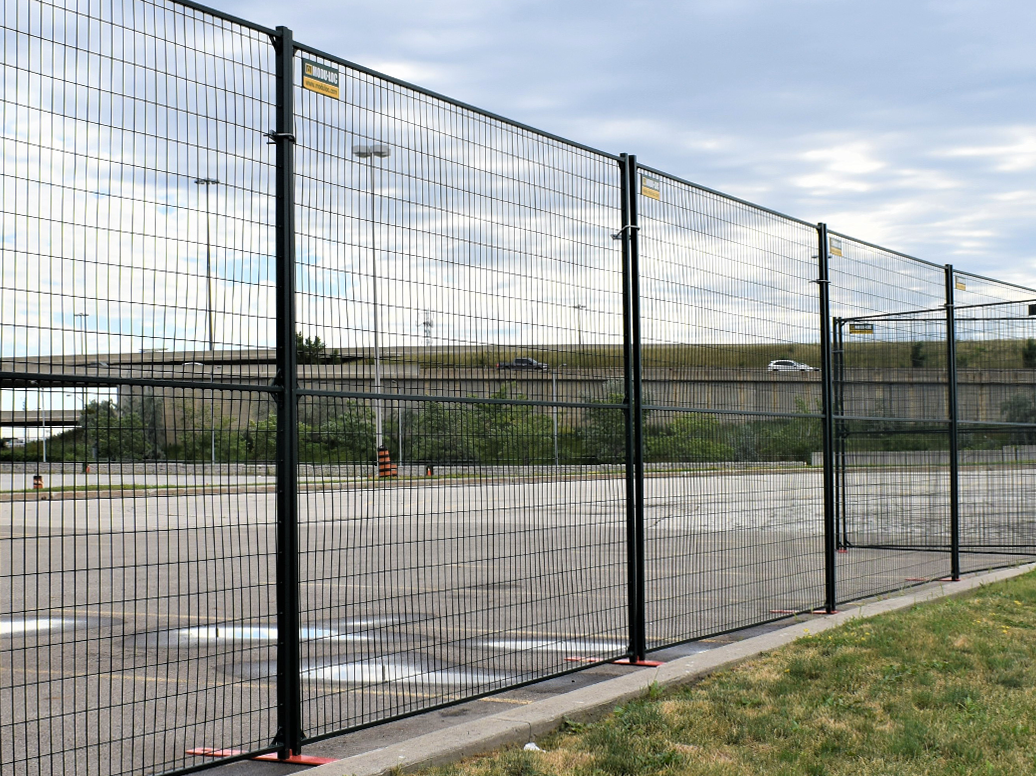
[618,153,647,662]
[834,318,849,551]
[272,25,304,759]
[817,224,838,613]
[945,265,961,581]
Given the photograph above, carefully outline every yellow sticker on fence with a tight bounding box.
[849,323,874,335]
[303,59,340,99]
[956,277,967,291]
[829,237,843,257]
[641,175,661,201]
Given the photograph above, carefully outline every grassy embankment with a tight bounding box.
[418,338,1032,370]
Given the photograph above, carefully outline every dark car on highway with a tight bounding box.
[497,357,549,371]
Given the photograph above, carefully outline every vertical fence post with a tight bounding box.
[618,154,647,662]
[817,224,837,613]
[945,265,961,581]
[272,25,304,759]
[834,318,849,551]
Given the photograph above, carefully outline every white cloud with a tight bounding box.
[940,128,1036,172]
[800,143,887,176]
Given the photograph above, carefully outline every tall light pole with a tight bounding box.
[352,144,391,455]
[194,177,219,352]
[74,312,88,470]
[38,387,46,464]
[209,365,221,464]
[552,363,567,467]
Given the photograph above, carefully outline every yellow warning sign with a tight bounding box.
[955,277,967,292]
[302,59,340,99]
[641,176,660,201]
[849,323,874,335]
[829,237,843,257]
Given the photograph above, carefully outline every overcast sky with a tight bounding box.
[216,0,1036,288]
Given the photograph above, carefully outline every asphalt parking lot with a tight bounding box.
[2,465,1031,774]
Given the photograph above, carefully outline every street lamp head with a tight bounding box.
[352,144,391,159]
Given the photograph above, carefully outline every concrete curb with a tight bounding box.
[310,563,1036,776]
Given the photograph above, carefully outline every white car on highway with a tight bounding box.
[767,359,818,372]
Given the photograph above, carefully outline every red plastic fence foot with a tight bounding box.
[254,753,338,765]
[812,609,839,615]
[187,747,336,765]
[613,658,665,667]
[837,548,849,554]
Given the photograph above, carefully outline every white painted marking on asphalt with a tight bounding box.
[302,661,507,687]
[476,638,626,653]
[176,626,369,643]
[0,618,79,635]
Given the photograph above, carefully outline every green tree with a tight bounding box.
[246,416,278,461]
[1023,339,1036,369]
[580,382,629,464]
[727,398,821,464]
[647,414,733,463]
[910,342,927,368]
[471,387,553,464]
[305,402,376,462]
[1001,395,1036,444]
[167,396,247,462]
[296,332,342,365]
[409,402,479,463]
[82,400,149,460]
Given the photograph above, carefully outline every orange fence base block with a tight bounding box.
[187,748,336,766]
[613,658,664,667]
[254,753,338,765]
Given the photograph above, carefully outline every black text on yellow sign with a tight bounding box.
[641,176,661,201]
[848,323,875,335]
[302,59,340,99]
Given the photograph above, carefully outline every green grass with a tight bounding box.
[430,571,1036,776]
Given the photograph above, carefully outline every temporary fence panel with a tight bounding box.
[289,47,630,739]
[4,0,1036,773]
[634,169,825,648]
[0,0,284,773]
[951,274,1036,574]
[827,237,954,600]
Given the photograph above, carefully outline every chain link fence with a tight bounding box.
[3,0,1036,773]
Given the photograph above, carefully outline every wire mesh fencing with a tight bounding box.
[634,169,825,648]
[827,237,956,600]
[0,0,284,773]
[289,49,630,734]
[951,279,1036,575]
[3,0,1036,774]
